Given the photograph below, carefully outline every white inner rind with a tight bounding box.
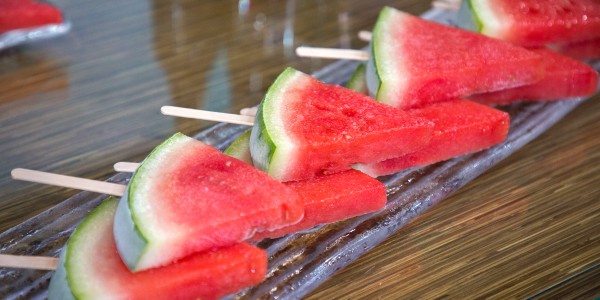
[372,7,410,107]
[47,251,75,300]
[262,69,306,180]
[115,133,198,271]
[48,199,122,299]
[113,190,147,271]
[470,0,506,38]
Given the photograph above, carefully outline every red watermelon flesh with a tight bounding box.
[461,0,600,47]
[554,38,600,60]
[471,48,599,105]
[355,100,509,177]
[114,133,304,271]
[48,198,267,300]
[368,7,545,109]
[0,0,62,33]
[250,67,434,182]
[249,170,387,241]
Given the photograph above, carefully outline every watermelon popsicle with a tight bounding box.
[114,132,304,272]
[457,0,600,47]
[365,7,545,109]
[355,100,510,177]
[0,0,63,33]
[226,131,387,240]
[250,67,434,182]
[48,198,267,300]
[553,38,600,61]
[470,48,599,105]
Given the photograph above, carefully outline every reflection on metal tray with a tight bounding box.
[0,22,71,50]
[0,7,597,300]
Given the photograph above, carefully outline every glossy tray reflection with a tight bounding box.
[0,23,71,50]
[0,8,597,300]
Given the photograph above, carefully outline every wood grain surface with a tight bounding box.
[0,0,599,299]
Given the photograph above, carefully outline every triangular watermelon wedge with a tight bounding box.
[250,169,387,241]
[114,133,304,272]
[250,67,434,182]
[225,131,387,241]
[458,0,600,47]
[355,100,509,177]
[366,7,545,109]
[0,0,63,33]
[470,48,599,104]
[48,198,267,300]
[553,38,600,61]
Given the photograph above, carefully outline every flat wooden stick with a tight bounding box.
[358,31,372,42]
[296,46,369,61]
[114,162,140,173]
[161,106,255,126]
[239,107,258,117]
[432,0,461,11]
[0,254,58,270]
[11,168,126,196]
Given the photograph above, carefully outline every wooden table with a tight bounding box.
[1,0,599,298]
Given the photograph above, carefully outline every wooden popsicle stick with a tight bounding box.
[0,254,58,270]
[358,30,372,42]
[6,169,127,270]
[295,46,369,61]
[161,106,255,126]
[432,0,461,11]
[11,168,126,196]
[239,107,258,117]
[114,162,140,173]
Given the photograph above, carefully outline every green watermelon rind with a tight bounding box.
[48,197,120,300]
[457,0,483,32]
[224,130,253,165]
[345,64,368,94]
[368,6,407,107]
[250,67,299,179]
[367,7,387,103]
[113,133,188,271]
[462,0,505,38]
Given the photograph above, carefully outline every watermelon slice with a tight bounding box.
[250,170,387,241]
[225,133,387,240]
[553,38,600,60]
[470,48,599,105]
[345,64,369,95]
[457,0,600,47]
[355,100,509,177]
[250,67,434,182]
[367,7,545,109]
[114,133,303,271]
[0,0,63,33]
[48,198,267,300]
